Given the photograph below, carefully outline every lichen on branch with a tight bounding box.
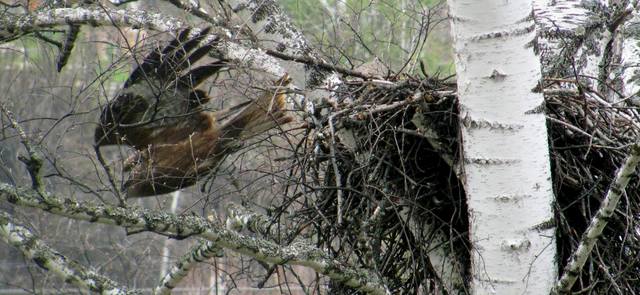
[0,183,389,295]
[0,212,138,295]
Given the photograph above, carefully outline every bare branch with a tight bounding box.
[0,184,390,295]
[154,240,223,295]
[0,7,287,76]
[0,103,45,195]
[327,115,343,225]
[164,0,222,25]
[597,4,634,101]
[228,0,315,57]
[1,7,183,35]
[225,0,344,92]
[265,49,372,80]
[0,212,138,295]
[225,203,283,238]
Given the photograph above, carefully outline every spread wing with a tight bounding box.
[94,28,293,198]
[94,27,226,148]
[123,75,293,198]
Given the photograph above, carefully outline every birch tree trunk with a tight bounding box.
[447,0,556,293]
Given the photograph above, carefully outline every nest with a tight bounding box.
[547,91,640,293]
[268,76,467,294]
[268,74,640,293]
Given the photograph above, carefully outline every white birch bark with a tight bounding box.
[0,7,288,77]
[533,0,637,101]
[534,1,640,292]
[222,0,343,104]
[447,0,556,293]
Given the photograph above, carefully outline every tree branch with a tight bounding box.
[0,7,287,77]
[0,184,389,295]
[597,4,633,101]
[225,203,283,238]
[154,240,223,295]
[225,0,344,93]
[0,212,138,295]
[163,0,222,25]
[228,0,315,57]
[0,103,45,195]
[552,143,640,294]
[265,49,371,80]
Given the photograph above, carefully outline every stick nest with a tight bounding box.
[267,75,640,293]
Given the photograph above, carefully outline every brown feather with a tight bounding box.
[96,29,292,198]
[124,76,292,198]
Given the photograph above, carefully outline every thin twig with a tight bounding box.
[265,49,372,80]
[93,145,126,206]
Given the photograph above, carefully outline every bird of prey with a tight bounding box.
[95,28,291,197]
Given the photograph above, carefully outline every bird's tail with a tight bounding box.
[219,74,293,141]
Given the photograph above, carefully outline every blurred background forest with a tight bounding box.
[0,0,452,293]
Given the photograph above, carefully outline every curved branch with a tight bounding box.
[0,184,389,295]
[0,212,138,295]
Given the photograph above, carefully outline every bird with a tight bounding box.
[94,27,292,197]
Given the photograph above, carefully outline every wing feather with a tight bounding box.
[97,28,222,148]
[124,28,214,89]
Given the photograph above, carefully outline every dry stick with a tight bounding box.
[0,213,138,295]
[265,49,371,80]
[552,143,640,294]
[154,240,223,295]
